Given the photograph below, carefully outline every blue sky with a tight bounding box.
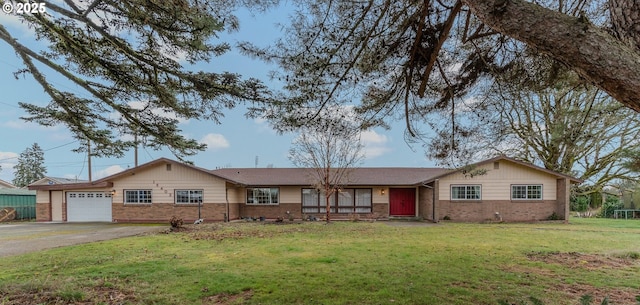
[0,4,437,184]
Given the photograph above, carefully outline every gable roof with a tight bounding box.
[29,176,88,186]
[423,155,583,184]
[0,179,16,189]
[211,167,450,186]
[28,158,232,191]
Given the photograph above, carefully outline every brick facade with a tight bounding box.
[36,201,50,222]
[112,202,228,223]
[239,202,301,219]
[437,200,561,222]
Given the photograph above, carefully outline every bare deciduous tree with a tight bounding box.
[289,117,364,223]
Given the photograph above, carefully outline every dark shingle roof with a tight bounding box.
[211,167,450,186]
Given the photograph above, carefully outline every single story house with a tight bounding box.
[30,176,88,186]
[28,156,581,223]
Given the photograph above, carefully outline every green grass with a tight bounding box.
[1,218,639,304]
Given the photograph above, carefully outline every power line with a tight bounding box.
[0,140,78,162]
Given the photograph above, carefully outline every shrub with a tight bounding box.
[599,196,623,218]
[169,216,184,229]
[546,212,561,221]
[571,195,590,212]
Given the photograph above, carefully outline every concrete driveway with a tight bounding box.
[0,222,166,257]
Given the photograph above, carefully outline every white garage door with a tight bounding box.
[67,192,112,222]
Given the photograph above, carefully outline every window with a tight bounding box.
[176,190,203,204]
[511,185,542,200]
[302,188,372,214]
[451,185,481,200]
[247,188,279,205]
[125,190,152,204]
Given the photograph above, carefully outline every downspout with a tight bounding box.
[225,187,230,222]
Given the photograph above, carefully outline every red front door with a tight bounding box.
[389,188,416,216]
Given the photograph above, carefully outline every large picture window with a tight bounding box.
[511,185,542,200]
[125,190,152,204]
[247,188,279,205]
[451,185,481,200]
[302,188,372,214]
[176,190,203,204]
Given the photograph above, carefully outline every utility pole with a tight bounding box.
[87,140,92,181]
[134,111,139,167]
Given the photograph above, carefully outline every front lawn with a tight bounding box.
[1,218,639,305]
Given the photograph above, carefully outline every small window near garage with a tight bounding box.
[125,190,152,204]
[451,185,481,200]
[511,185,542,200]
[175,190,203,204]
[246,188,279,205]
[166,164,172,171]
[494,161,500,169]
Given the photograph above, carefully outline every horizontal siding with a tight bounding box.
[439,161,558,200]
[280,186,302,203]
[111,163,226,204]
[36,190,49,203]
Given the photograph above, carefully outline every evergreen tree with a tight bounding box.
[12,143,47,188]
[1,0,271,160]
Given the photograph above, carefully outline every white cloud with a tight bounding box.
[360,130,392,159]
[93,165,125,179]
[3,120,63,131]
[127,101,190,124]
[199,133,230,151]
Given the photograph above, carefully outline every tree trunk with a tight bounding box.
[325,193,331,223]
[463,0,640,112]
[609,0,640,50]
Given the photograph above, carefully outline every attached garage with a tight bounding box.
[66,192,112,222]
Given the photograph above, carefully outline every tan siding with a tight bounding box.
[280,186,302,203]
[110,163,226,204]
[51,190,64,222]
[373,187,388,204]
[439,161,558,200]
[35,190,50,204]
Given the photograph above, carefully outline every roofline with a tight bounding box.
[28,181,114,191]
[0,178,16,188]
[29,158,235,191]
[422,156,583,184]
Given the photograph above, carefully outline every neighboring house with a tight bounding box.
[0,179,16,189]
[30,176,88,186]
[28,156,581,223]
